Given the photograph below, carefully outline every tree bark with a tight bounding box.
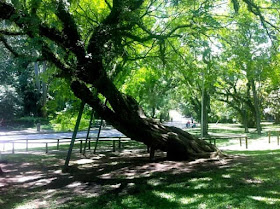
[242,109,249,133]
[250,79,262,135]
[201,87,209,137]
[34,62,40,91]
[41,62,47,107]
[71,80,220,160]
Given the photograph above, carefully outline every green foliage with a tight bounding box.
[123,63,175,119]
[0,85,22,121]
[50,109,91,131]
[1,0,280,131]
[12,116,48,127]
[45,77,93,131]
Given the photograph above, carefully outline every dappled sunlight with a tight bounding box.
[73,159,94,165]
[14,199,49,209]
[221,174,231,179]
[179,195,203,205]
[153,191,176,201]
[1,136,280,209]
[249,196,280,205]
[244,178,263,184]
[17,174,43,183]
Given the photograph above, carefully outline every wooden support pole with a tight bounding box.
[240,137,242,146]
[268,132,271,143]
[245,137,248,149]
[83,110,94,155]
[57,139,60,150]
[93,122,103,154]
[94,99,108,154]
[26,139,28,152]
[64,102,85,168]
[46,143,48,153]
[113,140,116,152]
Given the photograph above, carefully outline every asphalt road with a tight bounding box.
[0,128,124,142]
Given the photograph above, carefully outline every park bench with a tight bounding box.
[200,134,249,149]
[86,136,131,152]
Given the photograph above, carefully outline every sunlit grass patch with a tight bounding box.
[249,196,280,205]
[121,196,144,208]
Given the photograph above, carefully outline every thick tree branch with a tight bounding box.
[136,23,191,40]
[0,2,85,61]
[55,0,85,59]
[0,2,15,20]
[242,0,280,43]
[105,0,112,10]
[42,45,72,78]
[70,80,117,121]
[0,34,19,57]
[0,29,24,35]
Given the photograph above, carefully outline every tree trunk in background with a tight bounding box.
[190,98,201,122]
[201,87,209,137]
[41,62,47,117]
[152,107,156,118]
[34,62,40,91]
[251,79,262,135]
[34,62,48,117]
[242,109,249,133]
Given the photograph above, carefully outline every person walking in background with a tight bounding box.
[186,121,190,128]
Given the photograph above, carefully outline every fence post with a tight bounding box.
[268,132,271,144]
[57,139,60,150]
[46,143,48,153]
[113,140,116,152]
[245,137,248,149]
[26,139,28,152]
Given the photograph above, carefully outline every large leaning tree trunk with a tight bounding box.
[0,0,221,160]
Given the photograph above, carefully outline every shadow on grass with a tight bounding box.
[1,147,280,209]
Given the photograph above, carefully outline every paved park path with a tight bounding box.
[0,128,124,142]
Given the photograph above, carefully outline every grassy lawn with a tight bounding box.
[1,123,280,209]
